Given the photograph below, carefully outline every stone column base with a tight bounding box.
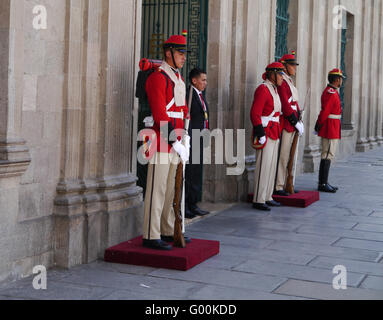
[0,138,31,178]
[303,144,321,173]
[356,139,371,152]
[54,174,143,268]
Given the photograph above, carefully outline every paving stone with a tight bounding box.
[0,281,115,300]
[354,224,383,233]
[297,225,383,242]
[274,279,383,300]
[83,260,157,276]
[360,276,383,291]
[266,240,381,262]
[333,238,383,254]
[191,253,248,270]
[187,231,274,249]
[371,212,383,218]
[206,216,302,232]
[217,245,316,266]
[233,260,364,287]
[55,268,201,299]
[236,227,340,245]
[100,289,185,300]
[149,266,287,293]
[187,284,310,300]
[308,256,383,277]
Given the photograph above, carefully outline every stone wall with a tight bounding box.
[0,0,143,282]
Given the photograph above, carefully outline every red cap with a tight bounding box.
[163,31,187,52]
[280,51,299,65]
[329,68,346,79]
[263,62,285,80]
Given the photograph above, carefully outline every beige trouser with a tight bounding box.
[321,138,339,160]
[275,130,296,191]
[253,138,280,204]
[143,152,179,240]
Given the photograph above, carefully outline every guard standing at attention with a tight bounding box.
[142,32,191,250]
[315,68,345,193]
[251,62,285,211]
[274,52,304,196]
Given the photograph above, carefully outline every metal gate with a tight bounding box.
[340,28,347,117]
[137,0,209,194]
[275,0,290,61]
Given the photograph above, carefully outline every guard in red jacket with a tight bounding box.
[142,32,191,250]
[251,62,284,211]
[315,68,345,193]
[274,52,304,196]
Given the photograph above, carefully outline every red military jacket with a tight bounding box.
[277,79,300,133]
[251,83,282,140]
[316,85,342,139]
[145,69,188,153]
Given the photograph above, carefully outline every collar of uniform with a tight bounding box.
[265,79,277,90]
[282,71,291,80]
[328,84,338,90]
[192,86,202,96]
[162,61,179,75]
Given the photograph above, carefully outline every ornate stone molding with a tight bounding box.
[0,138,31,178]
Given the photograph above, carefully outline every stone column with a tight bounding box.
[356,0,372,152]
[0,0,31,281]
[203,0,233,202]
[303,0,326,172]
[375,0,383,145]
[368,0,380,148]
[0,0,31,177]
[54,0,143,269]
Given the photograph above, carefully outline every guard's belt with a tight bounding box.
[328,114,342,120]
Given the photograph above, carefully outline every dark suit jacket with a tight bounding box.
[187,87,209,133]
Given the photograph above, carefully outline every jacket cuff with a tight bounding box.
[315,121,322,132]
[287,113,299,127]
[253,125,266,139]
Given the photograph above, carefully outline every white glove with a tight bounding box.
[172,140,189,163]
[182,135,191,162]
[259,136,266,145]
[295,121,304,137]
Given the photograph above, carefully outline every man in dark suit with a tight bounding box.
[185,68,210,219]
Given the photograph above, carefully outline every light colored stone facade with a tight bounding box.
[0,0,143,282]
[203,0,383,202]
[0,0,382,282]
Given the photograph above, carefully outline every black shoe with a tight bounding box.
[319,159,337,193]
[142,239,172,251]
[191,206,210,216]
[294,189,300,194]
[328,184,338,191]
[161,235,192,244]
[318,183,337,193]
[185,207,196,219]
[274,190,290,197]
[252,203,271,211]
[266,200,281,207]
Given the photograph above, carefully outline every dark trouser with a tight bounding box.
[185,137,203,209]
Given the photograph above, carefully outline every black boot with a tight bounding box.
[318,159,336,193]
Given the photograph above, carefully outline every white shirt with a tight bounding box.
[192,86,204,105]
